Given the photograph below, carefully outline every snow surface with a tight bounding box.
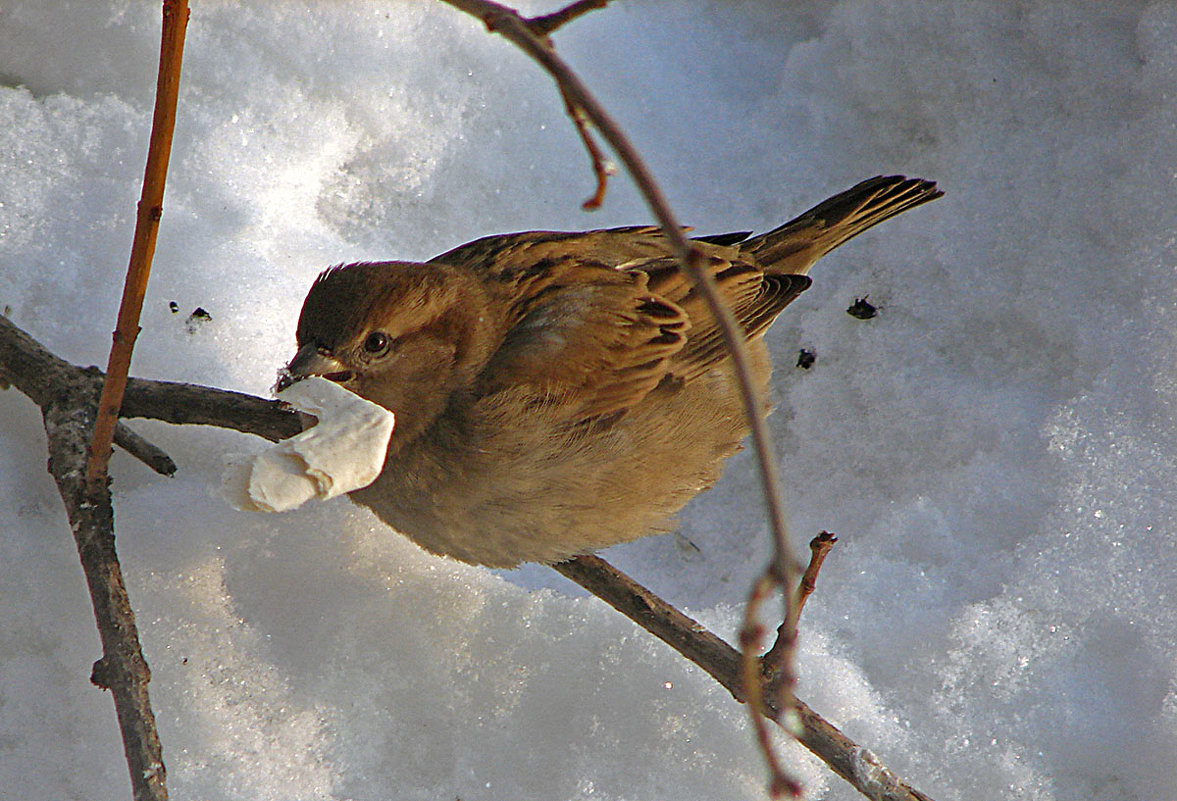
[3,2,1177,799]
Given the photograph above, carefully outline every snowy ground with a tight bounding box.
[3,2,1177,800]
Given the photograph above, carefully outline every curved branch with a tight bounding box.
[438,0,794,581]
[435,2,802,790]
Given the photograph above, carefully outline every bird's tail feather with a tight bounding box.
[744,175,942,275]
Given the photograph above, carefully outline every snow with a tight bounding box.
[3,1,1177,799]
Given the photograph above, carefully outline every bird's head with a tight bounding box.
[279,261,501,448]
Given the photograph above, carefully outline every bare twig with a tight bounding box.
[122,376,301,442]
[524,0,619,208]
[798,531,838,619]
[763,532,839,719]
[86,0,190,488]
[436,1,801,784]
[740,572,802,797]
[113,422,178,476]
[763,532,839,681]
[0,315,939,801]
[558,82,612,210]
[526,0,612,36]
[50,403,169,801]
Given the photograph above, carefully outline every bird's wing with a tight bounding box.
[435,228,810,419]
[632,254,812,382]
[475,259,691,421]
[427,226,672,276]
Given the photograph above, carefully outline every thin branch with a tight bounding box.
[113,422,178,476]
[555,556,937,801]
[121,376,301,442]
[436,0,801,781]
[557,82,612,210]
[0,314,297,449]
[739,571,802,797]
[526,0,612,37]
[798,531,838,619]
[46,395,169,801]
[763,532,839,681]
[0,315,939,801]
[86,0,190,488]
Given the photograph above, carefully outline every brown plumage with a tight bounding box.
[280,175,942,567]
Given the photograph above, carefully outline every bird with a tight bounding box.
[278,175,942,567]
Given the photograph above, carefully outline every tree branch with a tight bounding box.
[113,422,177,476]
[1,314,938,801]
[557,82,612,210]
[764,531,839,676]
[121,376,301,442]
[763,532,839,722]
[526,0,613,37]
[0,315,299,447]
[3,313,169,800]
[86,0,190,488]
[554,556,936,801]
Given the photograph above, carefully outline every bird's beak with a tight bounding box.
[274,343,353,394]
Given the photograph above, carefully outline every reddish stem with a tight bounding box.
[86,0,190,490]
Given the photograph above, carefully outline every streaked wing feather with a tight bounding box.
[438,225,816,419]
[477,262,690,421]
[635,255,811,382]
[692,230,753,246]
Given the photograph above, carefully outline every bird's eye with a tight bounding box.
[363,331,391,355]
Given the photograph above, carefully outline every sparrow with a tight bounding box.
[278,175,941,567]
